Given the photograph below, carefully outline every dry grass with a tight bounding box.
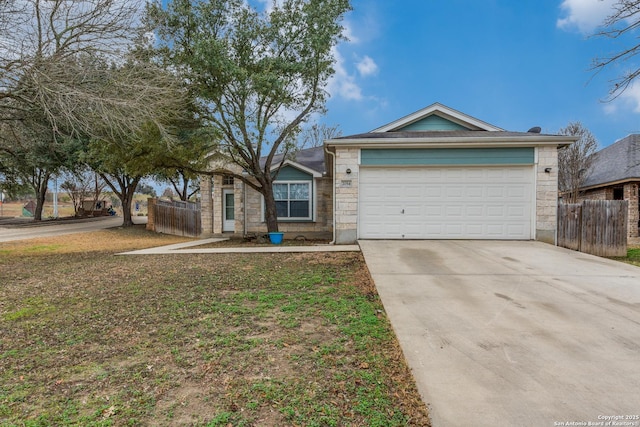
[0,227,430,426]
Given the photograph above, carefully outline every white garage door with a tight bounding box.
[359,166,534,240]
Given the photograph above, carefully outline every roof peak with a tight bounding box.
[370,102,504,133]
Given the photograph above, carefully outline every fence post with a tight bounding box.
[146,198,156,231]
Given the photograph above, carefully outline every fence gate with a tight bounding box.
[558,200,628,257]
[152,199,201,237]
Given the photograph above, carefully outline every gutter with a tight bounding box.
[325,135,578,149]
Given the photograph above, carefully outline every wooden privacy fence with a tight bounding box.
[558,200,628,257]
[151,199,201,237]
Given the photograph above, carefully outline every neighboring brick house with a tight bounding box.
[578,134,640,239]
[199,103,575,244]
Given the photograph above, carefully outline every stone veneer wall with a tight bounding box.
[331,146,561,244]
[535,146,559,244]
[333,148,359,244]
[241,177,333,239]
[199,176,213,236]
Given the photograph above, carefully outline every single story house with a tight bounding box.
[199,103,576,244]
[577,134,640,239]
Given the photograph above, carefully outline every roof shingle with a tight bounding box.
[582,134,640,188]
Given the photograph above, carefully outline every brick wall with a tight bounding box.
[625,182,639,238]
[146,198,156,231]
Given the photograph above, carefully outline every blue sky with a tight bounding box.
[320,0,640,148]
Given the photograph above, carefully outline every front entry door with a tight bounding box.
[223,189,235,232]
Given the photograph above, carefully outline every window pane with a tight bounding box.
[276,201,289,217]
[289,183,309,200]
[290,201,309,218]
[225,194,234,219]
[273,184,288,200]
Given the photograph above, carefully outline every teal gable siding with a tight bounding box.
[398,115,469,131]
[361,147,535,166]
[273,165,312,181]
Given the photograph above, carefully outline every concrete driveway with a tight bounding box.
[359,240,640,427]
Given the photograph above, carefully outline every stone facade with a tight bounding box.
[199,176,213,236]
[333,148,360,244]
[330,145,561,244]
[242,177,333,239]
[200,173,333,240]
[535,146,559,244]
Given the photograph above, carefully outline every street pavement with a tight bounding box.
[0,216,146,243]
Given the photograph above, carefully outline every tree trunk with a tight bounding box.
[33,172,50,221]
[262,184,279,233]
[100,173,140,227]
[121,179,139,227]
[121,196,133,226]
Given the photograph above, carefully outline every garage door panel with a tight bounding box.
[466,186,485,198]
[465,205,484,217]
[359,166,533,240]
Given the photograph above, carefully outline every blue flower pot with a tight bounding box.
[268,232,284,244]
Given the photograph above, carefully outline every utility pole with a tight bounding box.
[53,177,59,218]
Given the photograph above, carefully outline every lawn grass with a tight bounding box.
[0,227,430,426]
[613,246,640,267]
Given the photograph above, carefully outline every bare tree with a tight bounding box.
[61,170,105,216]
[299,123,343,148]
[0,0,191,222]
[0,0,184,140]
[558,122,598,204]
[592,0,640,99]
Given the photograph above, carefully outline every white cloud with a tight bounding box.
[603,81,640,114]
[603,102,618,115]
[557,0,616,34]
[327,47,363,101]
[342,20,359,44]
[356,55,378,77]
[619,82,640,113]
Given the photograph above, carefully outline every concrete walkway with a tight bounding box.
[360,240,640,427]
[118,238,361,255]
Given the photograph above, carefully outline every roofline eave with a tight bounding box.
[270,159,323,178]
[325,135,577,148]
[579,178,640,192]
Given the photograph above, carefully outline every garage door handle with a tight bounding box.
[401,209,404,214]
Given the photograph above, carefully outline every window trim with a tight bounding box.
[264,180,314,222]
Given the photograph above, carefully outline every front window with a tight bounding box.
[273,182,311,219]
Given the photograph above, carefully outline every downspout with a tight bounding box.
[324,144,336,245]
[242,175,247,238]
